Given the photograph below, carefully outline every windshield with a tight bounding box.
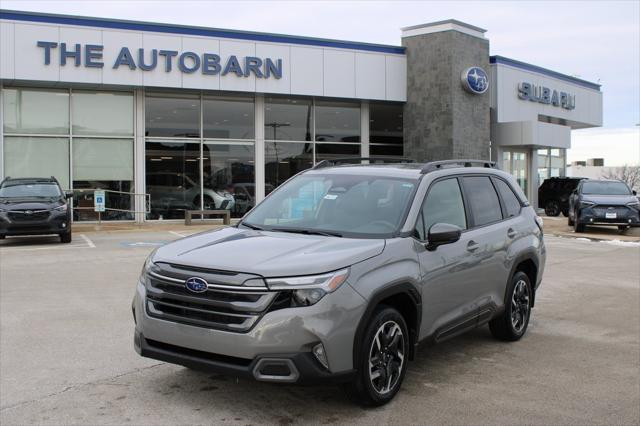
[582,181,631,195]
[242,173,418,237]
[0,182,62,198]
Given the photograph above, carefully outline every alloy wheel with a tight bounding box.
[368,321,405,395]
[511,279,530,333]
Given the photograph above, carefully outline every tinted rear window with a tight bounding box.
[493,178,521,218]
[462,176,503,226]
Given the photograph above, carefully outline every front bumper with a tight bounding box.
[0,210,70,236]
[577,206,640,226]
[132,279,365,383]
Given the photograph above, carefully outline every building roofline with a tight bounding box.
[0,9,406,55]
[402,19,487,34]
[490,55,601,91]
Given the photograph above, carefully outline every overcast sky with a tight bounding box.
[3,0,639,165]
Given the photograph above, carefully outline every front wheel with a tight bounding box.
[574,211,585,233]
[618,225,630,232]
[60,232,72,244]
[490,271,532,341]
[345,307,409,406]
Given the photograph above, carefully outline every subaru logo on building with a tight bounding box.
[461,67,489,95]
[185,277,208,293]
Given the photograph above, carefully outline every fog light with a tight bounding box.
[590,218,594,222]
[61,222,66,228]
[312,343,329,370]
[629,219,632,223]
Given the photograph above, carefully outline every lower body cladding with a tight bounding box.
[578,206,640,227]
[132,280,365,384]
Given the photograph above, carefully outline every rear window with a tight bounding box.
[462,176,503,226]
[493,178,521,218]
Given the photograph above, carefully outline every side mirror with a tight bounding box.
[64,190,74,199]
[426,223,462,251]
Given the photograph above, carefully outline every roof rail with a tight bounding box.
[313,157,415,170]
[420,159,497,174]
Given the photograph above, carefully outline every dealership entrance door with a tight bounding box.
[501,150,528,194]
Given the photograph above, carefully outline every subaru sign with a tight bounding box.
[461,67,489,95]
[518,82,576,110]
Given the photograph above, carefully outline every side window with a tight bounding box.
[493,178,522,218]
[462,176,503,226]
[415,178,467,240]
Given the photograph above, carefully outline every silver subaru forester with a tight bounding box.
[133,159,546,406]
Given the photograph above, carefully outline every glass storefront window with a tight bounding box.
[72,138,134,220]
[203,96,254,139]
[265,142,313,193]
[72,91,134,136]
[265,97,312,141]
[316,143,360,162]
[3,88,69,134]
[370,103,403,145]
[315,101,360,142]
[145,94,200,138]
[3,136,70,189]
[371,144,403,156]
[145,141,201,219]
[203,143,255,218]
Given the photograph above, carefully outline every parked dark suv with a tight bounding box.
[133,158,546,406]
[0,177,73,243]
[538,177,585,217]
[568,179,640,232]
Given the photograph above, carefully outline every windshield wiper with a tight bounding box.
[240,222,265,231]
[271,227,343,238]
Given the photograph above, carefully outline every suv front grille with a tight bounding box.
[8,210,50,221]
[144,263,280,333]
[593,205,632,217]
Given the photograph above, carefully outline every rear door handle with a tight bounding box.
[507,228,517,239]
[466,241,479,252]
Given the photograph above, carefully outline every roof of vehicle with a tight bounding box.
[304,160,505,180]
[581,178,626,183]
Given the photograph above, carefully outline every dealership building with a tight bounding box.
[0,10,603,221]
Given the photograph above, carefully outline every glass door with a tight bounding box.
[502,150,529,194]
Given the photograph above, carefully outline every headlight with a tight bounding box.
[580,200,595,208]
[53,204,68,212]
[266,268,350,306]
[139,249,158,283]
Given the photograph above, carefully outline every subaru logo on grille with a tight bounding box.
[25,210,33,215]
[185,277,208,293]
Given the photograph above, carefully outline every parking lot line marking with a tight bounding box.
[168,231,187,238]
[79,234,96,248]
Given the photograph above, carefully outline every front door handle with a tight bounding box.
[466,241,479,252]
[507,228,517,239]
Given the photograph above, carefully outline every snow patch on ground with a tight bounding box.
[601,239,640,248]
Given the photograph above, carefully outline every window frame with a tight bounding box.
[412,176,470,242]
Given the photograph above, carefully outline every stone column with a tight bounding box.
[401,20,491,162]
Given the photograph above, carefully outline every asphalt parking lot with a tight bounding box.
[1,227,639,425]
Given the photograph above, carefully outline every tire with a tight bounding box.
[60,232,72,244]
[0,235,5,239]
[562,210,569,217]
[202,195,215,210]
[574,212,585,233]
[568,214,574,227]
[618,225,630,232]
[345,306,409,406]
[489,271,533,341]
[544,200,561,217]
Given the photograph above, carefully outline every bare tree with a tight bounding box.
[602,164,640,191]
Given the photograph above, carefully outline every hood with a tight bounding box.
[0,198,63,210]
[153,226,385,277]
[581,194,637,205]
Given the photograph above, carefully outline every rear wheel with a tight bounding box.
[562,209,569,217]
[544,200,561,217]
[345,306,409,406]
[490,271,532,341]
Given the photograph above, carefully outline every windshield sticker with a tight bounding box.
[324,194,338,200]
